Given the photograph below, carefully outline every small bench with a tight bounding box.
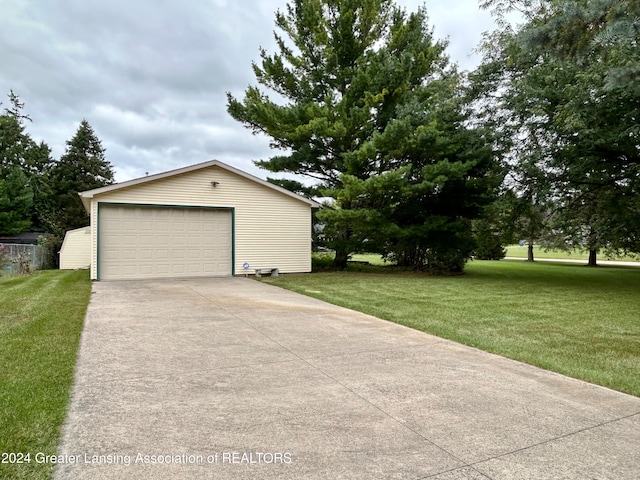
[254,267,279,277]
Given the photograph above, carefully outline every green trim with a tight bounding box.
[96,202,235,280]
[231,212,235,276]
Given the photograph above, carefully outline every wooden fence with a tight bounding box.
[0,243,46,274]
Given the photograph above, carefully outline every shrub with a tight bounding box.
[423,247,470,275]
[38,234,63,269]
[312,252,335,271]
[473,220,507,260]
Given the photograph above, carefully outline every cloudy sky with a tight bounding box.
[1,0,498,183]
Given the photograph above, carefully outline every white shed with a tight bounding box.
[78,160,320,281]
[59,226,91,270]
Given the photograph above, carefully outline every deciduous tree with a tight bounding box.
[477,0,640,265]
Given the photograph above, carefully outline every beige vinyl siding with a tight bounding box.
[89,165,312,280]
[60,227,91,270]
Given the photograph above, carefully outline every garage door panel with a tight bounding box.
[172,236,186,247]
[122,266,137,275]
[172,265,186,274]
[123,250,138,260]
[139,232,155,241]
[99,206,232,280]
[187,264,202,273]
[139,250,154,260]
[102,265,119,276]
[156,222,170,234]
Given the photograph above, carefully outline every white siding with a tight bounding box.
[89,165,313,280]
[60,227,91,270]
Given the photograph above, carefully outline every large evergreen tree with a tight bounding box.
[0,91,53,232]
[0,167,33,234]
[229,0,499,271]
[49,119,115,232]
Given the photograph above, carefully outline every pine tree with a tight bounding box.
[50,120,115,232]
[229,0,500,271]
[0,91,53,232]
[0,167,33,234]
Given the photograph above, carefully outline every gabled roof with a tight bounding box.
[78,159,320,210]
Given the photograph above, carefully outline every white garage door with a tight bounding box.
[99,206,232,280]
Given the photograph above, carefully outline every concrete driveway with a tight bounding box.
[55,277,639,479]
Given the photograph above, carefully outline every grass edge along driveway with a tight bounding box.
[262,260,640,398]
[0,270,91,480]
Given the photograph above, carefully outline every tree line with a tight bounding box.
[0,91,114,266]
[228,0,639,272]
[3,0,637,274]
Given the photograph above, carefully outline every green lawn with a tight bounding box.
[349,253,390,265]
[0,270,91,480]
[262,260,640,397]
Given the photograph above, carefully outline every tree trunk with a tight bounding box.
[527,242,534,262]
[332,248,350,270]
[588,248,597,267]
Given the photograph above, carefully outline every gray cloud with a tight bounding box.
[0,0,496,183]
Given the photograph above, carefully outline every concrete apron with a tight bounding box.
[54,277,640,480]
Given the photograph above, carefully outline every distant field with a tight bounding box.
[349,248,640,264]
[504,245,640,262]
[263,260,640,397]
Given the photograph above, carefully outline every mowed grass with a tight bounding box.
[504,244,640,262]
[262,261,640,397]
[0,270,91,480]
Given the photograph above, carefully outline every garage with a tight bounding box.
[79,160,319,281]
[59,226,91,270]
[98,206,232,280]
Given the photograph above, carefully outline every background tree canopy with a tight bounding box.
[0,93,114,266]
[475,0,640,265]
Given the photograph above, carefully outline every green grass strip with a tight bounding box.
[263,261,640,397]
[0,270,91,480]
[503,245,640,261]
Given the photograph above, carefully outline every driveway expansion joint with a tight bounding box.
[468,410,640,467]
